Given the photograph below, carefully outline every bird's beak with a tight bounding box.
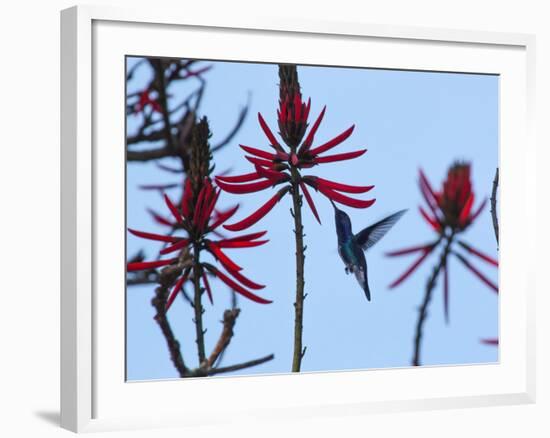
[329,199,337,210]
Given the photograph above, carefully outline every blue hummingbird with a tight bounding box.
[331,201,407,301]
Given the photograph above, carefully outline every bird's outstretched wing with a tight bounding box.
[355,209,407,251]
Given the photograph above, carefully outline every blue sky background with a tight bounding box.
[126,58,499,381]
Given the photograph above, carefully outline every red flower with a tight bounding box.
[134,89,162,114]
[387,162,498,322]
[216,91,375,229]
[127,179,272,309]
[418,163,487,233]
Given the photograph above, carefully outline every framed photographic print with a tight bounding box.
[61,5,536,433]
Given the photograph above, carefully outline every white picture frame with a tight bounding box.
[60,5,536,433]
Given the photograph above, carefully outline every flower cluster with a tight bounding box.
[387,162,498,321]
[133,88,162,114]
[128,118,271,310]
[216,66,375,230]
[128,178,272,309]
[419,162,484,233]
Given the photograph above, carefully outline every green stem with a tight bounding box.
[412,232,455,366]
[290,169,306,372]
[192,243,206,365]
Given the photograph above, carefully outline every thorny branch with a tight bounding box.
[149,249,273,378]
[152,255,193,377]
[206,308,240,368]
[412,233,454,366]
[491,167,499,247]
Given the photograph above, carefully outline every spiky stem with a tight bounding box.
[412,232,455,366]
[290,168,306,372]
[192,243,206,365]
[151,267,189,377]
[491,167,499,247]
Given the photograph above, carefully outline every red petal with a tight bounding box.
[159,239,190,255]
[245,155,277,169]
[313,149,367,164]
[239,145,277,160]
[419,171,441,220]
[208,204,240,230]
[303,98,311,122]
[181,179,192,217]
[386,243,436,257]
[225,267,265,290]
[219,231,267,242]
[206,266,272,304]
[314,183,375,209]
[192,183,208,226]
[224,188,289,231]
[216,177,279,194]
[258,112,282,151]
[200,188,220,230]
[419,206,441,232]
[216,172,261,183]
[459,193,475,226]
[254,164,289,182]
[457,241,498,267]
[469,198,487,223]
[419,169,439,207]
[309,176,374,194]
[207,242,242,272]
[308,125,355,156]
[150,100,162,113]
[299,181,321,224]
[128,228,179,243]
[215,240,269,248]
[294,93,302,121]
[299,106,326,152]
[164,194,182,223]
[127,258,177,272]
[147,208,174,227]
[388,248,433,288]
[166,270,190,311]
[454,253,498,293]
[201,271,213,304]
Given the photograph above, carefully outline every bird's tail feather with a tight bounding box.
[354,268,371,301]
[363,282,371,301]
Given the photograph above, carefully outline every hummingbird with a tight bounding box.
[331,201,407,301]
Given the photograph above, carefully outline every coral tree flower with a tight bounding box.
[127,178,272,310]
[216,67,375,230]
[387,162,498,322]
[134,88,162,114]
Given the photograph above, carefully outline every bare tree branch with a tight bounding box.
[151,264,190,377]
[212,102,249,151]
[208,355,275,375]
[127,146,174,162]
[206,309,240,368]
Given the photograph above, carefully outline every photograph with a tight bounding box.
[125,57,499,381]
